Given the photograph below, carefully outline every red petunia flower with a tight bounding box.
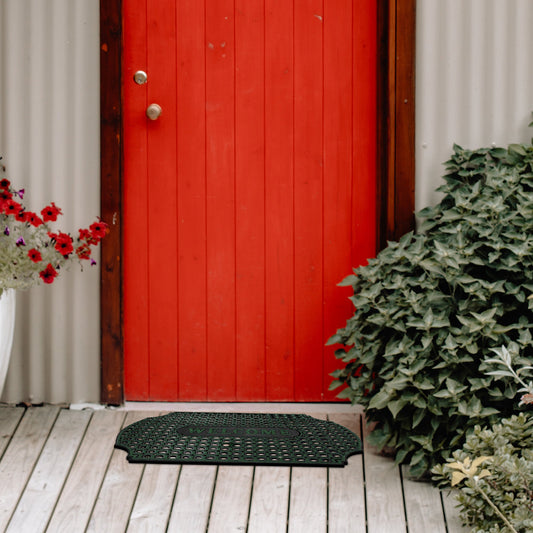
[89,220,109,240]
[0,189,12,202]
[3,199,22,217]
[0,178,10,189]
[15,210,29,222]
[28,248,42,263]
[52,232,74,256]
[27,212,44,227]
[76,244,91,260]
[40,202,62,222]
[39,263,58,284]
[78,228,93,241]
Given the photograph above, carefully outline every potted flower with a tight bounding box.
[0,172,108,396]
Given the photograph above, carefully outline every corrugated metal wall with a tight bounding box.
[416,0,533,211]
[2,1,533,404]
[0,0,101,403]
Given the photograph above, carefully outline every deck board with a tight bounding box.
[442,489,467,533]
[287,413,329,533]
[401,465,448,533]
[126,464,180,532]
[0,406,24,458]
[166,465,217,532]
[6,409,91,533]
[327,413,366,533]
[86,412,149,533]
[363,429,407,532]
[207,465,254,532]
[247,466,290,533]
[288,466,328,533]
[46,410,126,532]
[0,404,468,532]
[0,405,60,531]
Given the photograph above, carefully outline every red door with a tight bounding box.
[123,0,377,402]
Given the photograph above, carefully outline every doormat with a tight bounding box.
[115,412,362,467]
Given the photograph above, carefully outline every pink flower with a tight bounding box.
[521,393,533,405]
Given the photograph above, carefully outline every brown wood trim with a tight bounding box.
[99,0,416,404]
[100,0,123,405]
[377,0,416,248]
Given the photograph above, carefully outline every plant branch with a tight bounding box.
[476,484,519,533]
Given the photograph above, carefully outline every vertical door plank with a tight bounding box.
[207,465,254,532]
[235,0,266,401]
[146,0,179,399]
[293,0,324,401]
[126,463,181,533]
[401,465,447,533]
[86,412,148,532]
[322,0,356,401]
[352,0,377,267]
[123,0,150,399]
[328,413,366,533]
[167,465,217,532]
[264,0,295,401]
[0,406,59,531]
[0,407,24,458]
[176,0,208,401]
[363,421,407,533]
[6,410,91,533]
[46,411,126,532]
[205,0,237,401]
[248,466,290,533]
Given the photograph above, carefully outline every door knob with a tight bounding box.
[146,103,162,120]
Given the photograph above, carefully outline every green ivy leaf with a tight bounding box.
[388,398,408,418]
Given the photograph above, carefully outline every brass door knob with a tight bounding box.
[146,103,162,120]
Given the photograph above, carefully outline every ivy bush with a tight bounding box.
[328,142,533,477]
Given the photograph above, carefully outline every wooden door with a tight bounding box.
[123,0,377,402]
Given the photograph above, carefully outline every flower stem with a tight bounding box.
[476,485,518,533]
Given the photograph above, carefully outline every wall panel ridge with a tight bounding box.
[0,0,101,404]
[416,0,533,212]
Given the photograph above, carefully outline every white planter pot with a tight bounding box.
[0,289,16,398]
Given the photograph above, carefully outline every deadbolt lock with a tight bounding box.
[134,70,148,85]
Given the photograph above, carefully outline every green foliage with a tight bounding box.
[432,346,533,533]
[328,142,533,477]
[432,413,533,533]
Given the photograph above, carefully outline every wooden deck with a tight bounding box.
[0,403,467,533]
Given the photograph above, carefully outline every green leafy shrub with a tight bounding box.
[328,143,533,476]
[433,414,533,533]
[432,347,533,533]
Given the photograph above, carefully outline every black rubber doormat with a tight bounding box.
[115,412,362,467]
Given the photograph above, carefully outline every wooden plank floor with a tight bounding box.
[0,404,468,533]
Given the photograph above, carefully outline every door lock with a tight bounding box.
[133,70,148,85]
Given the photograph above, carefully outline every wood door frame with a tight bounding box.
[99,0,417,405]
